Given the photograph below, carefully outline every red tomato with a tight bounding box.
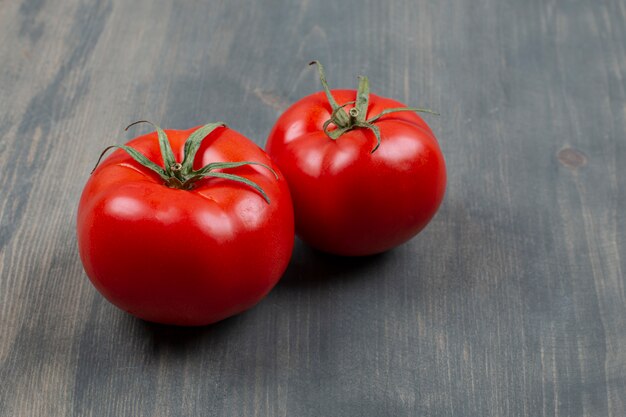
[77,122,294,326]
[265,62,446,256]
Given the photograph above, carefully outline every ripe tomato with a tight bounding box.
[265,62,446,256]
[77,122,294,326]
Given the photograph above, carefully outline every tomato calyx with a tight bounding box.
[92,121,278,203]
[309,61,439,153]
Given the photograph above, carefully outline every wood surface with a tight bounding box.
[1,0,625,416]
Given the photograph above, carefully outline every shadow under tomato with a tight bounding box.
[136,312,243,353]
[277,239,393,290]
[130,240,393,350]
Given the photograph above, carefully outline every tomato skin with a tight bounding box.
[77,127,294,326]
[266,90,446,256]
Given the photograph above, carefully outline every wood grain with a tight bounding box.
[1,0,625,416]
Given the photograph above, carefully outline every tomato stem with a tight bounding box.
[310,61,439,153]
[92,122,277,203]
[349,107,359,123]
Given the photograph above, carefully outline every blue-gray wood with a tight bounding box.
[1,0,625,416]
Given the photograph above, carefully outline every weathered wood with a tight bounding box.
[1,0,625,416]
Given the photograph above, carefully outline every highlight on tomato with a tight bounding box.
[77,121,294,326]
[266,61,446,256]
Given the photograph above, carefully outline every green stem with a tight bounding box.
[310,61,439,153]
[92,122,277,203]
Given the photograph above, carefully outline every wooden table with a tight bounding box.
[1,0,625,416]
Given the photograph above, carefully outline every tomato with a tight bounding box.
[77,122,294,326]
[265,62,446,256]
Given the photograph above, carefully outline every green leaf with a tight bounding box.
[204,172,271,204]
[194,161,277,179]
[92,145,169,180]
[181,122,226,175]
[357,122,382,153]
[325,125,353,140]
[126,120,177,175]
[309,61,340,109]
[309,61,350,127]
[366,107,439,124]
[354,75,370,123]
[331,100,356,119]
[321,101,356,140]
